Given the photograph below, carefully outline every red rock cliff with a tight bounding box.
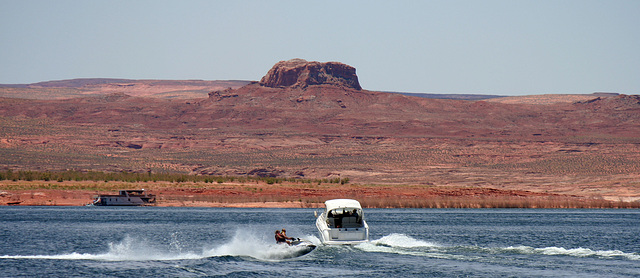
[259,59,362,90]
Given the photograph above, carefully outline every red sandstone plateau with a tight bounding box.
[1,59,639,207]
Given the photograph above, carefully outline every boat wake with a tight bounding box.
[501,245,640,260]
[354,233,640,261]
[0,231,320,262]
[354,233,466,260]
[0,235,202,261]
[3,232,637,262]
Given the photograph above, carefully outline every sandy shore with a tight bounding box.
[0,189,321,207]
[2,181,639,208]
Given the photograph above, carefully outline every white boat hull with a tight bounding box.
[315,199,369,245]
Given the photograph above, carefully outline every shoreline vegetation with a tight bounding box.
[1,170,639,209]
[0,170,349,185]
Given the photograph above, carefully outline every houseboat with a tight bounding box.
[91,189,156,206]
[315,199,369,244]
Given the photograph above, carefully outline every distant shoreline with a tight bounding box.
[2,181,638,209]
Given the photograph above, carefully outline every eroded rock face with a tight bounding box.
[259,59,362,90]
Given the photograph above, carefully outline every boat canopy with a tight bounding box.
[324,199,362,211]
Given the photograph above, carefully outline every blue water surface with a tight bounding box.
[1,207,639,277]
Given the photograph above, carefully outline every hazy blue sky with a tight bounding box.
[1,0,638,95]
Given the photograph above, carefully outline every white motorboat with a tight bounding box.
[315,199,369,244]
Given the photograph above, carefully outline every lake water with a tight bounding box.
[1,207,639,277]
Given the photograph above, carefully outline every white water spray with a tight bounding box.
[0,231,319,262]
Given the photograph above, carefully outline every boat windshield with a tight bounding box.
[326,208,363,228]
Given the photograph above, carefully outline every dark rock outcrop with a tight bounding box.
[259,59,362,90]
[575,94,640,110]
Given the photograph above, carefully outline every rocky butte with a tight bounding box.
[258,58,362,90]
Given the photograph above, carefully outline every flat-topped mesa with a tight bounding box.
[259,59,362,90]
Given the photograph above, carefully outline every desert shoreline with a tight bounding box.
[2,180,639,209]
